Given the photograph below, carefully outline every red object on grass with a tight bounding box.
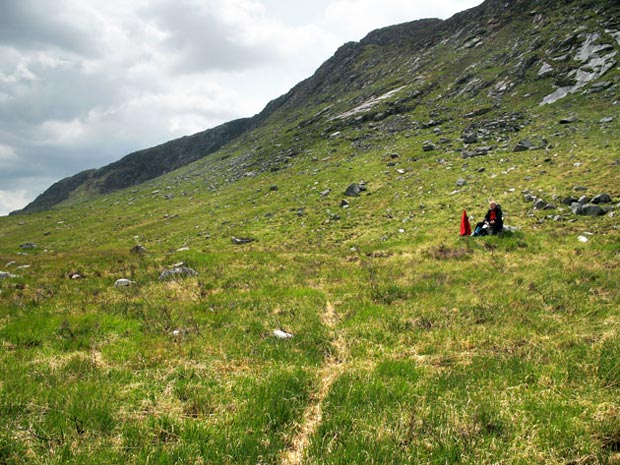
[460,210,472,236]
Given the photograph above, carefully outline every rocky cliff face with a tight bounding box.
[14,0,620,214]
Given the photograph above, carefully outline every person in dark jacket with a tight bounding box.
[473,201,503,236]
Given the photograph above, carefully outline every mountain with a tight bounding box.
[15,0,619,215]
[2,1,620,463]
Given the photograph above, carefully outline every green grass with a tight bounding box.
[1,2,620,462]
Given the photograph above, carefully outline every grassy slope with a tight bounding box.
[1,4,620,465]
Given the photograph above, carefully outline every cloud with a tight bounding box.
[0,0,102,56]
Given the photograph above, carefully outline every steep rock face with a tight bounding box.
[16,118,254,214]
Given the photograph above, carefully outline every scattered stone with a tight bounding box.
[19,243,36,250]
[0,271,18,279]
[159,266,198,281]
[231,236,256,245]
[577,235,589,243]
[5,261,16,267]
[15,265,30,270]
[534,199,548,210]
[591,193,612,204]
[130,245,147,255]
[600,116,614,123]
[177,246,190,252]
[572,203,607,216]
[561,196,578,205]
[273,329,293,339]
[341,199,350,208]
[559,116,578,124]
[573,186,588,192]
[296,208,305,217]
[456,178,467,187]
[513,139,534,152]
[269,185,279,191]
[344,183,367,197]
[70,273,83,280]
[422,141,436,152]
[578,195,590,205]
[462,132,478,144]
[320,189,331,197]
[114,278,134,287]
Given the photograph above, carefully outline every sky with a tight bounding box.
[0,0,483,216]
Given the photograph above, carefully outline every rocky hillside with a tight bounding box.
[13,0,620,214]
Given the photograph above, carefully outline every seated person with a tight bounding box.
[473,201,503,236]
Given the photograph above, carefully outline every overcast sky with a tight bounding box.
[0,0,482,215]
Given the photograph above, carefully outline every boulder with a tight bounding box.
[591,193,612,204]
[559,116,578,124]
[422,141,436,152]
[581,204,607,216]
[344,183,367,197]
[462,132,478,144]
[159,266,198,281]
[571,203,607,216]
[534,199,548,210]
[513,139,534,152]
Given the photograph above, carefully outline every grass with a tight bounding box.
[1,2,620,463]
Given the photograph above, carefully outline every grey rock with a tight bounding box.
[320,189,331,197]
[581,204,607,216]
[600,116,614,123]
[573,186,588,192]
[538,62,554,77]
[534,199,548,209]
[524,194,535,202]
[559,116,578,124]
[422,141,436,152]
[561,196,578,205]
[344,183,367,197]
[19,243,36,249]
[513,139,534,152]
[570,202,584,215]
[591,193,612,204]
[462,132,478,144]
[456,178,467,187]
[114,278,134,287]
[341,199,350,208]
[544,203,557,210]
[578,195,590,205]
[270,185,279,191]
[159,266,198,280]
[231,236,256,245]
[0,271,18,279]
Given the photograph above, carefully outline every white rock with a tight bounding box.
[177,246,190,252]
[577,236,589,243]
[114,278,134,287]
[273,329,293,339]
